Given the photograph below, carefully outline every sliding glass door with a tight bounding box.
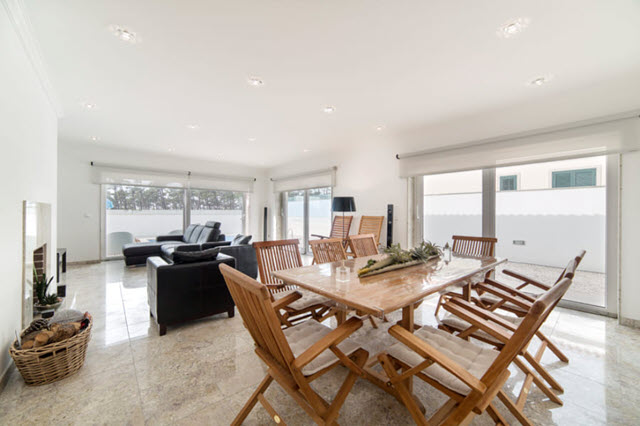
[104,185,184,257]
[422,155,613,313]
[284,187,332,254]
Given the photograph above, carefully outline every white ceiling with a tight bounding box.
[25,0,640,167]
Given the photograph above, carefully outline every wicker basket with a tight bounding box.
[9,321,92,386]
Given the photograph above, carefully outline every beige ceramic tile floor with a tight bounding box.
[1,260,639,425]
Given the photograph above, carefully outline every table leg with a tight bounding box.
[400,304,415,332]
[462,281,471,302]
[336,310,347,325]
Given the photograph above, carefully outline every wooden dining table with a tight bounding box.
[272,253,506,332]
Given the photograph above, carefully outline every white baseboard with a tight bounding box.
[620,317,640,328]
[0,363,15,395]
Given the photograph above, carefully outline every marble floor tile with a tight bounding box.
[1,259,639,425]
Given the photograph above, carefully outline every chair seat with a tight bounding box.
[387,326,499,395]
[275,289,332,311]
[284,320,360,375]
[479,293,527,313]
[439,313,522,345]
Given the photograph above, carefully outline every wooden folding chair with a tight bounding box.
[309,238,347,264]
[347,234,379,257]
[473,250,586,363]
[434,235,498,316]
[219,264,369,426]
[254,239,334,327]
[357,216,385,246]
[311,215,353,241]
[377,277,573,425]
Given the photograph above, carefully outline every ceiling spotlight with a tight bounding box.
[90,136,100,142]
[248,76,264,87]
[186,124,200,130]
[82,102,96,110]
[497,18,530,38]
[168,147,175,153]
[323,106,335,114]
[303,149,311,153]
[248,137,257,142]
[110,25,138,44]
[375,125,385,131]
[528,75,553,87]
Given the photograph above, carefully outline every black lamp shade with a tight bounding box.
[332,196,356,213]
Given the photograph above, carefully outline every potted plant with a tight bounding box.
[33,270,63,311]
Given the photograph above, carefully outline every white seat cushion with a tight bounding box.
[274,289,332,311]
[439,313,522,345]
[479,293,526,313]
[283,320,359,375]
[387,326,499,395]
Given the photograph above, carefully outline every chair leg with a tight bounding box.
[368,315,379,329]
[434,294,445,317]
[324,349,368,424]
[537,330,569,363]
[378,353,428,426]
[231,374,274,426]
[497,390,533,426]
[485,402,508,426]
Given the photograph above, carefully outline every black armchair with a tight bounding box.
[147,253,236,335]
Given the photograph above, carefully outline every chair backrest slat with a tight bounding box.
[310,238,347,264]
[451,235,497,257]
[358,216,385,245]
[482,277,573,385]
[254,239,303,293]
[220,264,296,370]
[348,234,379,257]
[329,215,354,239]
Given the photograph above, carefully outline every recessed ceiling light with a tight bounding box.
[323,106,335,114]
[82,102,96,110]
[497,18,530,39]
[375,125,385,131]
[528,75,554,87]
[168,147,175,153]
[303,149,311,153]
[109,25,138,44]
[90,136,100,142]
[248,76,264,87]
[248,137,257,142]
[186,124,200,130]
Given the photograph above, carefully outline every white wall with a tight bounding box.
[620,151,640,322]
[57,142,268,262]
[0,6,58,380]
[267,139,406,247]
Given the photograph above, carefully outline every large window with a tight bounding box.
[104,185,248,258]
[190,189,246,236]
[423,170,482,247]
[284,187,332,254]
[105,185,184,256]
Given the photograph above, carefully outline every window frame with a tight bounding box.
[499,175,518,191]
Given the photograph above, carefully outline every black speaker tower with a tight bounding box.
[263,207,268,241]
[386,204,393,247]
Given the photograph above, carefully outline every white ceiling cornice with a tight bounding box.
[1,0,63,118]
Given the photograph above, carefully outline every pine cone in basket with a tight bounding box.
[50,323,77,343]
[20,318,49,338]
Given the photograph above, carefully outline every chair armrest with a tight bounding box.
[201,241,232,250]
[442,300,514,344]
[272,291,302,310]
[310,234,329,239]
[293,317,363,370]
[476,282,534,311]
[157,235,184,242]
[387,325,487,393]
[446,298,518,332]
[483,278,537,302]
[502,269,551,291]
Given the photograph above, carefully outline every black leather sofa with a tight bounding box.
[147,253,236,336]
[122,221,225,266]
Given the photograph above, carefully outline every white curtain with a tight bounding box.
[271,167,336,192]
[398,113,640,177]
[91,163,255,192]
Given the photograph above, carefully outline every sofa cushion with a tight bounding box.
[183,224,198,243]
[387,326,499,395]
[231,234,252,246]
[173,248,220,264]
[205,221,221,229]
